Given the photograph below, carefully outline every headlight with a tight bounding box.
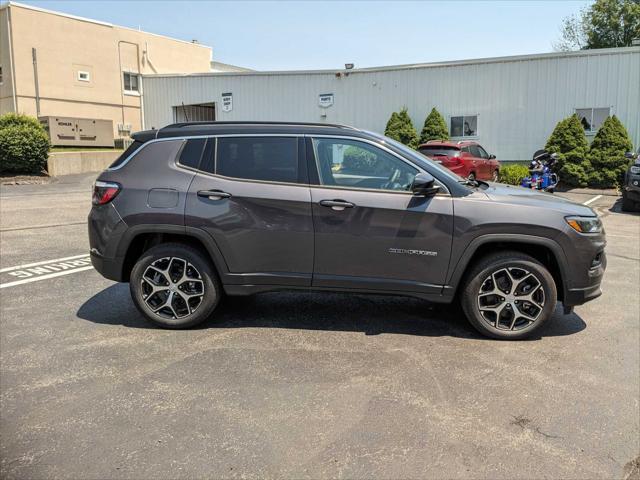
[565,216,602,234]
[630,166,640,174]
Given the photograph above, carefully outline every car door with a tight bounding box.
[307,136,453,295]
[468,144,488,179]
[185,135,314,287]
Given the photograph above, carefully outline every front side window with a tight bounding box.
[123,72,139,93]
[451,115,477,137]
[312,138,418,192]
[476,145,489,159]
[216,137,298,183]
[576,107,610,134]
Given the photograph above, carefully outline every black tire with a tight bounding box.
[460,251,557,340]
[621,193,635,212]
[130,243,221,329]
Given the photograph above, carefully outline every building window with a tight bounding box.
[123,72,139,94]
[77,70,90,82]
[451,115,477,137]
[576,107,610,134]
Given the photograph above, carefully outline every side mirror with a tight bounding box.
[625,152,635,159]
[411,172,440,196]
[489,154,496,159]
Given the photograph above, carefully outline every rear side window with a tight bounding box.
[109,140,143,169]
[216,137,298,183]
[178,138,206,169]
[418,146,460,158]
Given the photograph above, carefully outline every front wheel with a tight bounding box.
[460,252,557,340]
[129,243,221,328]
[621,192,635,212]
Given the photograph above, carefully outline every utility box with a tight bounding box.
[39,116,114,147]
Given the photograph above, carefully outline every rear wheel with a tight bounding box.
[460,252,557,340]
[130,243,221,328]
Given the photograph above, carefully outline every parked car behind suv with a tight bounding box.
[418,140,500,182]
[621,150,640,212]
[89,121,606,339]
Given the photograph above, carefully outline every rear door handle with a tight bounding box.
[319,199,355,211]
[197,189,232,200]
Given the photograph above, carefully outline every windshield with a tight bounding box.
[363,131,468,184]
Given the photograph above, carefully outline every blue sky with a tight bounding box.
[25,1,591,70]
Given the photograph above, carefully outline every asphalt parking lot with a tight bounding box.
[1,173,638,479]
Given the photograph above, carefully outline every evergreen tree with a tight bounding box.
[545,114,591,187]
[587,115,634,188]
[384,108,418,149]
[419,108,449,144]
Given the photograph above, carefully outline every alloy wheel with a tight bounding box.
[140,257,205,319]
[476,267,545,331]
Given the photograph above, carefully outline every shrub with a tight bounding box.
[586,115,634,188]
[342,145,380,174]
[499,164,530,185]
[0,113,50,174]
[545,114,590,187]
[419,107,449,144]
[384,107,418,149]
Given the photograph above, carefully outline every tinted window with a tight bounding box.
[178,138,206,169]
[200,138,216,173]
[312,138,418,192]
[109,140,143,169]
[418,146,460,158]
[468,145,482,158]
[217,137,298,183]
[476,145,489,159]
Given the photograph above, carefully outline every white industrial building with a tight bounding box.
[142,47,639,162]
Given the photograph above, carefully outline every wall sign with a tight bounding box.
[318,93,334,108]
[222,92,233,112]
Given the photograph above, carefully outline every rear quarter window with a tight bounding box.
[108,140,143,169]
[177,138,206,169]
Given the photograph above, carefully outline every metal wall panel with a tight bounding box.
[143,47,640,161]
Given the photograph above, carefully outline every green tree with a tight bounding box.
[555,0,640,51]
[419,108,449,144]
[0,113,50,174]
[545,114,591,187]
[384,107,418,149]
[587,115,634,187]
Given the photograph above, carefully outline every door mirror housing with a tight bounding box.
[411,172,440,196]
[489,154,496,159]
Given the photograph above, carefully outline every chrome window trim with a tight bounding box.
[307,134,451,195]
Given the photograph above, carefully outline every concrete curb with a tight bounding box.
[47,151,121,176]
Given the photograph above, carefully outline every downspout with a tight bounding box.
[117,40,141,133]
[32,47,40,116]
[6,5,18,111]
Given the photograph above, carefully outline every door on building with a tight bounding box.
[173,102,216,123]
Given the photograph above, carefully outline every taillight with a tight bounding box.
[92,181,121,205]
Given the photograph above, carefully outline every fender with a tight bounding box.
[445,233,570,297]
[115,224,230,279]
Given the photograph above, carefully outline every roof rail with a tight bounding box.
[161,120,359,130]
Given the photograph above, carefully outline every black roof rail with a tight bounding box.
[160,120,359,130]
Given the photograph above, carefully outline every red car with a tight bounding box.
[418,140,501,182]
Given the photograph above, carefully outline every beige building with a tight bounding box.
[0,2,212,140]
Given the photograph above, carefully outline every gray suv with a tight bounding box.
[89,121,606,339]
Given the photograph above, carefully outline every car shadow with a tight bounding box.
[77,283,586,340]
[610,197,640,215]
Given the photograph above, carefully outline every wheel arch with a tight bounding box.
[117,225,229,282]
[447,234,568,301]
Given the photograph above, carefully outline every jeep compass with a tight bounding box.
[89,121,606,339]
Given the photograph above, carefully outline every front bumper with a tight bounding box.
[563,250,606,306]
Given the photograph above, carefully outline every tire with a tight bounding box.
[621,193,635,212]
[492,170,499,182]
[460,251,557,340]
[129,243,221,329]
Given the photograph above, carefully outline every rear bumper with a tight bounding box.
[90,251,125,282]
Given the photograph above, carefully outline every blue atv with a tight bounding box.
[521,150,559,193]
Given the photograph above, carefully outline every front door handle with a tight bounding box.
[319,199,355,211]
[197,189,232,200]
